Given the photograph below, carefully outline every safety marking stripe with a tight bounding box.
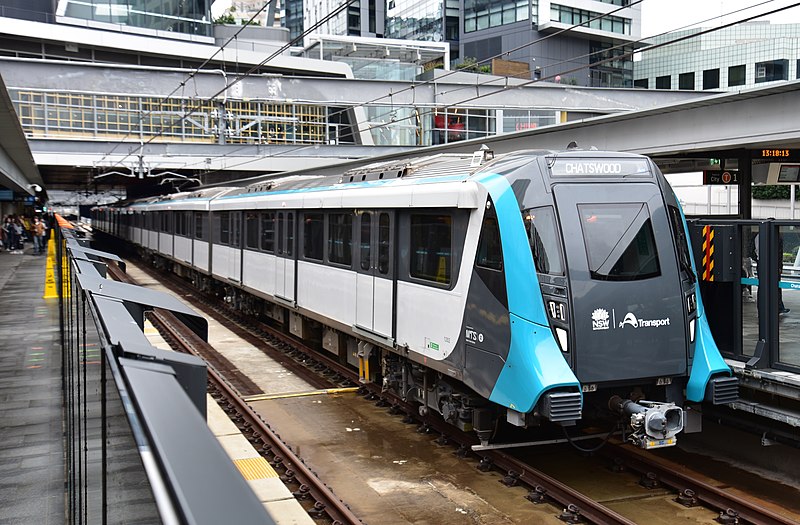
[233,457,279,480]
[243,386,359,402]
[701,225,715,281]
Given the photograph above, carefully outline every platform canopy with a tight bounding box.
[0,72,42,196]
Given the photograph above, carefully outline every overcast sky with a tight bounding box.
[641,0,800,36]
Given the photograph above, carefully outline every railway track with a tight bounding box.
[107,257,799,525]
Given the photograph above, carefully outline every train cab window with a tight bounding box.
[410,214,451,285]
[524,206,564,275]
[476,206,503,271]
[260,212,275,252]
[328,213,353,266]
[220,212,230,245]
[378,213,390,275]
[360,213,371,271]
[578,203,660,281]
[303,212,324,261]
[245,212,259,249]
[194,213,206,240]
[668,205,694,280]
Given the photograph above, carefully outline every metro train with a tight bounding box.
[92,148,738,449]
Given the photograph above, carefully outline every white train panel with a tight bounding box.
[395,282,465,361]
[275,257,294,301]
[212,244,241,282]
[355,274,393,337]
[158,232,173,257]
[147,230,159,251]
[297,262,355,326]
[242,250,276,297]
[174,236,192,264]
[193,240,210,272]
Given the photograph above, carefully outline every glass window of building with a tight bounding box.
[634,79,649,89]
[550,5,631,35]
[464,0,528,33]
[386,0,444,41]
[679,72,695,90]
[656,75,671,89]
[59,0,212,37]
[703,68,720,90]
[755,59,788,83]
[728,65,746,87]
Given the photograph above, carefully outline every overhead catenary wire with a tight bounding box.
[97,0,357,174]
[174,0,800,182]
[94,0,638,173]
[95,0,282,168]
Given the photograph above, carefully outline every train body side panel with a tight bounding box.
[297,262,356,326]
[242,250,277,297]
[174,236,192,264]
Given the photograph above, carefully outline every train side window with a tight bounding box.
[220,212,230,245]
[194,213,205,240]
[304,212,324,261]
[410,214,451,285]
[328,212,352,266]
[476,206,503,271]
[360,213,371,271]
[245,212,259,250]
[524,206,564,275]
[232,212,241,248]
[277,212,283,255]
[578,203,661,281]
[286,212,294,257]
[378,213,390,275]
[260,212,275,252]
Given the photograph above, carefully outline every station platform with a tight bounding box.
[0,246,64,524]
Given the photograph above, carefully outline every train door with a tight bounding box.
[275,211,295,301]
[553,183,687,384]
[355,211,394,337]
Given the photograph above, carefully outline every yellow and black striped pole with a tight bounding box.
[701,225,715,281]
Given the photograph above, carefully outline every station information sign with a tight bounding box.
[703,170,739,185]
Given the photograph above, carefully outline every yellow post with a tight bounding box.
[42,237,58,299]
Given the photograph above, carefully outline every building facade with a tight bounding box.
[634,21,800,91]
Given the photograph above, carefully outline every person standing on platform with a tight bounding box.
[33,216,45,255]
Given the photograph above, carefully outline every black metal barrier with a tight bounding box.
[688,218,800,373]
[56,225,274,524]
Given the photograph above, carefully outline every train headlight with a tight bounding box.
[689,319,696,343]
[686,293,697,315]
[555,327,569,353]
[547,300,567,322]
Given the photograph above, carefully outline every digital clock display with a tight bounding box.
[759,149,793,158]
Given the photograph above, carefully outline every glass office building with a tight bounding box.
[460,0,641,87]
[56,0,213,37]
[634,22,800,91]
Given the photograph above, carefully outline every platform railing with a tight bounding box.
[55,224,274,525]
[687,218,800,373]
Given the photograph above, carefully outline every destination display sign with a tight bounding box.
[703,170,739,185]
[548,158,651,177]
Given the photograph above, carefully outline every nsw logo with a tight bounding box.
[591,308,610,331]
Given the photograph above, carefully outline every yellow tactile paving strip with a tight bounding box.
[233,457,279,480]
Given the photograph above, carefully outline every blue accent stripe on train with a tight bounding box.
[475,173,580,413]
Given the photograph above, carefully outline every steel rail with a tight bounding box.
[604,445,798,525]
[147,308,364,525]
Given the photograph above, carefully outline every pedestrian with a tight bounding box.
[33,216,45,255]
[754,230,789,315]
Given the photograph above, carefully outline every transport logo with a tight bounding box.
[620,313,639,328]
[591,308,610,331]
[618,312,671,329]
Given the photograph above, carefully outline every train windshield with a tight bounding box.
[523,206,564,275]
[578,203,661,281]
